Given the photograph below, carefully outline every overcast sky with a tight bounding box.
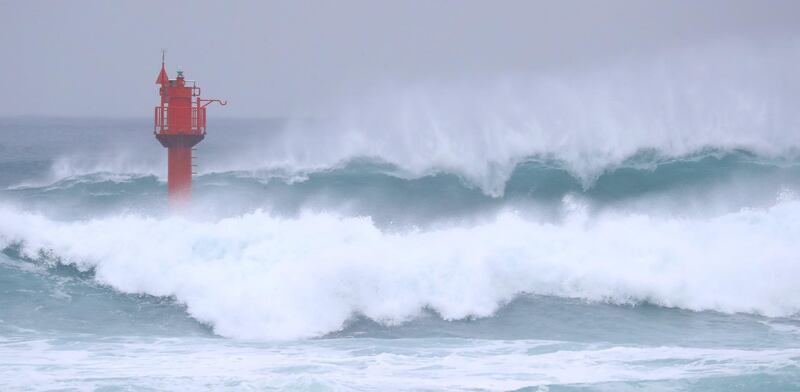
[0,0,798,117]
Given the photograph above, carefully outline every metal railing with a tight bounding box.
[154,106,206,133]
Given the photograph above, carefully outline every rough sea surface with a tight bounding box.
[2,89,800,392]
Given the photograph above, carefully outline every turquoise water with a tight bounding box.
[1,118,800,390]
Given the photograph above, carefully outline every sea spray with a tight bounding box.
[2,195,799,340]
[29,41,800,196]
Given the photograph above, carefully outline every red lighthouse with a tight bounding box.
[154,55,225,209]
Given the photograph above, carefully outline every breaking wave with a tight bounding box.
[2,40,800,343]
[21,40,800,196]
[2,192,799,340]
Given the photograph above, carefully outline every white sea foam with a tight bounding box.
[212,41,800,195]
[1,337,798,390]
[1,194,799,340]
[39,40,800,196]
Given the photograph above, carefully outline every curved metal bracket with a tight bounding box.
[198,99,228,108]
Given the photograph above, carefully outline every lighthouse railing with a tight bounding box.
[191,107,206,133]
[154,106,168,132]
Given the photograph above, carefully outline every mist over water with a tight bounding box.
[2,39,800,390]
[14,41,799,193]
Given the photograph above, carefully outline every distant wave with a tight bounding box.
[32,41,800,197]
[12,148,800,200]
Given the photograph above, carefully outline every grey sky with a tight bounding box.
[0,0,798,117]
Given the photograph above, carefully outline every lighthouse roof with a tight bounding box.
[155,63,169,85]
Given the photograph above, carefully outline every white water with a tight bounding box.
[2,192,799,340]
[2,337,797,390]
[41,41,800,196]
[316,42,800,195]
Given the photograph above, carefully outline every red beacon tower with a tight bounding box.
[154,56,225,209]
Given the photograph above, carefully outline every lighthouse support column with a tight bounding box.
[156,133,204,209]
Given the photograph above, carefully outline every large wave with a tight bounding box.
[33,40,800,196]
[5,149,799,226]
[1,192,799,340]
[2,40,800,341]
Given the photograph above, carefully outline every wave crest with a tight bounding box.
[2,195,799,340]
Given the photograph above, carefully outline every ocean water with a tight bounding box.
[2,52,800,391]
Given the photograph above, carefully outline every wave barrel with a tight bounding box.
[153,55,225,210]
